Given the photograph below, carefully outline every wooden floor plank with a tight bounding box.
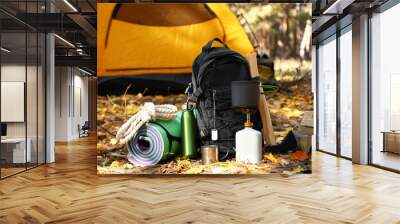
[1,136,400,223]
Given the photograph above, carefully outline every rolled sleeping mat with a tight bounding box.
[127,111,182,166]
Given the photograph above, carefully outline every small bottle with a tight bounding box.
[235,114,262,164]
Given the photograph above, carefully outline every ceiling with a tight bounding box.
[0,0,97,73]
[312,0,390,43]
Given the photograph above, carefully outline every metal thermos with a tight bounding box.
[181,105,197,159]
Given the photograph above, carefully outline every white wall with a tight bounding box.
[54,67,89,141]
[72,72,89,138]
[1,65,28,138]
[55,67,69,141]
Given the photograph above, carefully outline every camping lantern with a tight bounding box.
[231,80,263,164]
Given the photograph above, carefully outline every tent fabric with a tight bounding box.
[113,4,216,26]
[97,3,254,77]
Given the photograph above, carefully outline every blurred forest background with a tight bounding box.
[230,3,312,80]
[230,3,311,61]
[230,3,313,141]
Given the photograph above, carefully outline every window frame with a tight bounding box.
[315,20,353,160]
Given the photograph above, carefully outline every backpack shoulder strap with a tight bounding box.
[189,57,215,103]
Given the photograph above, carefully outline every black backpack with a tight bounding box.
[189,38,263,159]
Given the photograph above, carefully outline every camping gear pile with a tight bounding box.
[98,3,312,174]
[189,38,263,160]
[113,38,310,172]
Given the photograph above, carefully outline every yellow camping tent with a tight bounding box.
[97,3,254,77]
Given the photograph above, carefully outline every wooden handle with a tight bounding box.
[246,52,276,146]
[246,52,259,79]
[258,89,276,146]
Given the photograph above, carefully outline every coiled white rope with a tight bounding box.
[116,102,177,144]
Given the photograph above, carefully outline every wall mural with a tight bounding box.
[97,3,313,175]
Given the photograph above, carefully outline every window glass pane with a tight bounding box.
[38,32,45,165]
[371,3,400,171]
[318,36,337,154]
[26,0,39,169]
[1,30,27,177]
[27,31,38,169]
[0,0,46,179]
[339,28,352,158]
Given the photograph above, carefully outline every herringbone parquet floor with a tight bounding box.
[1,136,400,224]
